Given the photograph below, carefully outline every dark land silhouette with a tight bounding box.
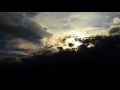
[1,33,120,78]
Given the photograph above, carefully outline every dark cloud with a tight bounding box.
[109,27,120,35]
[0,40,8,50]
[0,12,53,57]
[16,34,120,78]
[0,12,52,44]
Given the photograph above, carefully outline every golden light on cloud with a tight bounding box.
[41,30,86,52]
[64,29,86,38]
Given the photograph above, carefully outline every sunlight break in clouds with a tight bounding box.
[33,12,120,53]
[1,12,120,57]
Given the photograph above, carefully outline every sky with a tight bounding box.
[0,12,120,57]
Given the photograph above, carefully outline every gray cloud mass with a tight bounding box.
[0,12,52,57]
[0,12,52,44]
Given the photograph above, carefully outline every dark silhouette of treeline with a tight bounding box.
[1,32,120,78]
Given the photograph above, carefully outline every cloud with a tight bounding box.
[0,12,52,44]
[0,38,46,57]
[113,17,120,24]
[0,12,53,56]
[109,27,120,35]
[7,39,43,55]
[35,12,120,32]
[1,12,120,57]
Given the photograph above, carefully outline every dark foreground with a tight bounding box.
[0,47,120,78]
[1,35,120,78]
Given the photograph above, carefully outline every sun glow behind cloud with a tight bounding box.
[66,37,82,49]
[17,12,120,55]
[1,12,120,57]
[40,30,86,52]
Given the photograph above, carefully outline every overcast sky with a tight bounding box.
[0,12,120,57]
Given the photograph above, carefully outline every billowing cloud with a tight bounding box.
[0,12,52,44]
[0,12,53,56]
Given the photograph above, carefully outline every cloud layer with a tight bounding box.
[0,12,52,57]
[1,12,120,57]
[0,12,52,43]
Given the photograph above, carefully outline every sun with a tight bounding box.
[65,37,82,49]
[60,31,86,50]
[41,31,86,51]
